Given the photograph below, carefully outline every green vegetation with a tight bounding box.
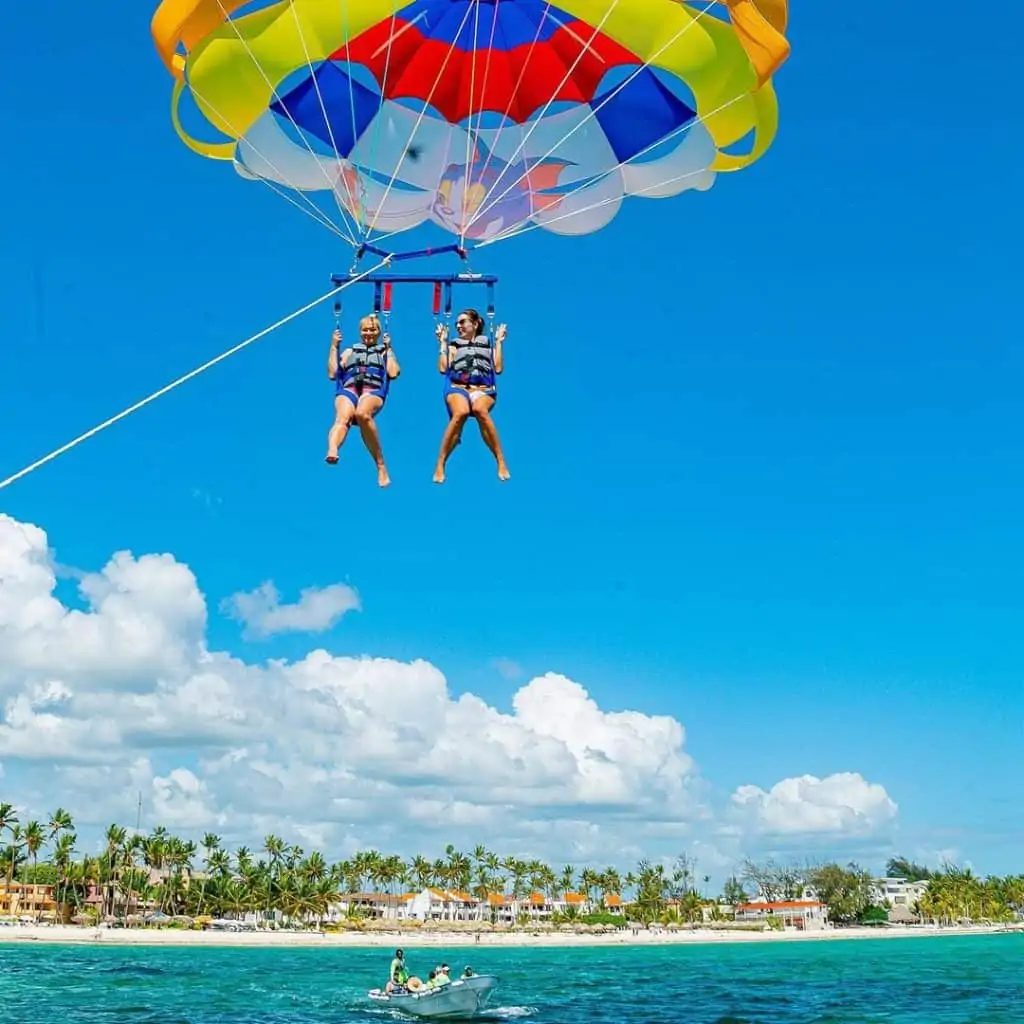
[1,802,1021,929]
[739,855,1024,926]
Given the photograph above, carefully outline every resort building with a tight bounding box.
[870,877,928,922]
[734,900,828,930]
[0,882,59,920]
[404,888,479,922]
[327,889,600,923]
[871,877,928,909]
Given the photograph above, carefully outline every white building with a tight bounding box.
[405,888,480,922]
[872,877,928,910]
[734,900,828,930]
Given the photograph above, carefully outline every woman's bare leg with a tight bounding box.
[354,395,389,487]
[434,394,471,483]
[326,395,356,463]
[471,395,510,480]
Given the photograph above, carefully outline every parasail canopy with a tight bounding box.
[151,0,790,254]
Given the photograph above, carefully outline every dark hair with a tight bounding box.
[458,308,486,336]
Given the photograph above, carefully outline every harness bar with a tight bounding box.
[330,273,498,286]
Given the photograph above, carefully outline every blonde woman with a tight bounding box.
[326,314,400,487]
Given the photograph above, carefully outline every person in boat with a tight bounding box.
[433,309,510,483]
[386,948,409,993]
[462,966,475,978]
[326,313,400,487]
[433,964,451,987]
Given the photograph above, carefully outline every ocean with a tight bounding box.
[0,934,1020,1023]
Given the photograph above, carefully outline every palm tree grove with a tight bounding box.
[1,803,1021,929]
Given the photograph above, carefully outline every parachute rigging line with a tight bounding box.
[0,259,391,493]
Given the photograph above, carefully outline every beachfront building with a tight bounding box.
[330,888,485,923]
[603,894,626,915]
[734,900,828,930]
[405,887,480,922]
[871,877,928,922]
[509,891,593,921]
[326,889,600,924]
[331,892,412,921]
[486,893,516,924]
[0,881,59,920]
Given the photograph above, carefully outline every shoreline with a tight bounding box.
[1,922,1019,949]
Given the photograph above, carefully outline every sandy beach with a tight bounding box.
[1,922,1018,949]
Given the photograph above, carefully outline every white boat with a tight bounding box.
[367,974,500,1019]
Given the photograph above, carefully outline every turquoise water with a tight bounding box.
[0,934,1020,1023]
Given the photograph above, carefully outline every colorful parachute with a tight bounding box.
[151,0,790,250]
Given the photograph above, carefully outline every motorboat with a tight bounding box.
[368,973,499,1019]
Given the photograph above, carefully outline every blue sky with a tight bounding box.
[0,2,1020,879]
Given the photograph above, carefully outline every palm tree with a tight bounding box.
[21,821,46,919]
[102,824,127,919]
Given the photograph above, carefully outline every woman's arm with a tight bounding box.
[493,323,507,374]
[435,323,450,373]
[385,335,401,378]
[327,330,340,379]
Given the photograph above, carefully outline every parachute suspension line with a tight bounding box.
[358,0,401,242]
[368,0,556,253]
[486,281,497,351]
[0,259,392,494]
[187,79,357,244]
[478,91,748,247]
[457,0,487,253]
[288,0,361,231]
[212,0,359,243]
[363,1,478,241]
[469,0,720,235]
[466,0,629,231]
[251,171,354,244]
[462,0,549,240]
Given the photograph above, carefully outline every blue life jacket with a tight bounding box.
[447,336,495,388]
[340,341,389,394]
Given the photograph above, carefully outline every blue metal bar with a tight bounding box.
[354,242,469,263]
[331,273,499,286]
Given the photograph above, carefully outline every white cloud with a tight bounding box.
[222,580,360,638]
[0,512,899,872]
[152,767,225,830]
[731,772,898,836]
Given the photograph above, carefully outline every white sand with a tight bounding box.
[0,922,1017,948]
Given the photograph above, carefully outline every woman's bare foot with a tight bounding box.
[377,464,391,488]
[433,465,446,484]
[497,462,511,481]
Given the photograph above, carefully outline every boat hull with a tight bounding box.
[368,974,499,1019]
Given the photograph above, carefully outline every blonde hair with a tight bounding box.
[359,314,382,337]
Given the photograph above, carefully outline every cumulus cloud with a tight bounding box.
[221,580,360,638]
[731,772,898,836]
[0,512,899,870]
[0,513,708,862]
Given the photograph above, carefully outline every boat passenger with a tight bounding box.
[386,948,409,993]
